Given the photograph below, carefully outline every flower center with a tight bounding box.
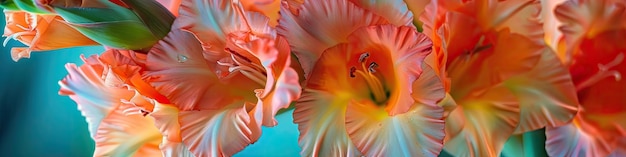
[216,48,268,86]
[576,53,624,91]
[349,52,389,104]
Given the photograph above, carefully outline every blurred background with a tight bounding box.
[0,11,301,157]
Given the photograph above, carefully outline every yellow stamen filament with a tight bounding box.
[576,53,624,91]
[351,52,387,103]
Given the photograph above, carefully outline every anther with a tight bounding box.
[350,67,357,78]
[359,52,370,63]
[368,62,379,73]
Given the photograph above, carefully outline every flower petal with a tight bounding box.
[58,55,134,138]
[160,137,195,157]
[546,119,614,157]
[145,29,236,111]
[93,104,162,157]
[443,85,520,157]
[344,64,445,156]
[348,0,414,26]
[293,89,362,156]
[178,106,257,157]
[277,0,389,77]
[506,48,579,134]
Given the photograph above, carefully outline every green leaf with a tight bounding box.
[67,20,159,50]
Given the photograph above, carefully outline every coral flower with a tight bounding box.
[546,0,626,156]
[2,11,97,61]
[420,0,579,156]
[58,50,170,156]
[141,0,302,156]
[280,0,446,156]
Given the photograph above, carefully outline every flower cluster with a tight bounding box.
[2,0,625,156]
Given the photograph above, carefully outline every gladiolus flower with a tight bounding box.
[546,0,626,156]
[2,11,97,61]
[58,50,166,156]
[140,0,302,155]
[420,0,579,156]
[280,0,447,156]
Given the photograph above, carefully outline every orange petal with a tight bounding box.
[93,104,162,157]
[178,106,257,157]
[344,64,445,156]
[277,0,389,78]
[293,90,362,156]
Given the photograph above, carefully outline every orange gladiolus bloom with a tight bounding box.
[3,11,97,61]
[281,0,447,156]
[546,0,626,156]
[421,0,579,156]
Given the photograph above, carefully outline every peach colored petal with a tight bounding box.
[3,11,97,55]
[93,104,162,157]
[293,90,362,157]
[178,106,257,157]
[541,0,566,51]
[348,0,415,26]
[221,31,302,127]
[240,0,281,26]
[58,55,134,138]
[443,85,519,157]
[159,137,195,157]
[10,47,31,62]
[145,29,237,111]
[546,119,614,157]
[150,103,182,143]
[176,0,273,56]
[506,48,579,134]
[344,64,445,156]
[277,0,390,78]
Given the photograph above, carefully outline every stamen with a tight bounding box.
[359,52,370,63]
[368,62,379,73]
[350,67,356,78]
[218,48,268,86]
[350,52,389,103]
[576,53,624,91]
[354,70,387,103]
